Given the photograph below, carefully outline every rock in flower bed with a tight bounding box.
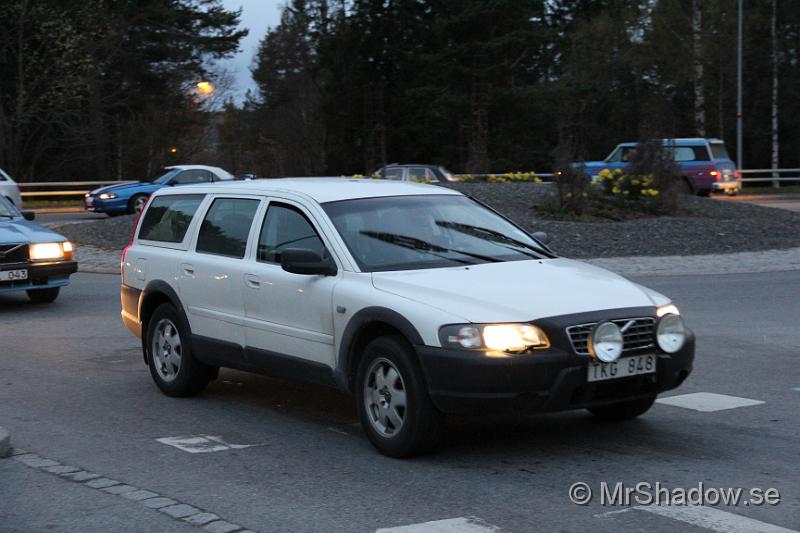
[56,181,800,260]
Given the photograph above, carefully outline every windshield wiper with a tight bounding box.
[435,221,544,259]
[360,231,502,264]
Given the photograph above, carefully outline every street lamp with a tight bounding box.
[196,81,215,95]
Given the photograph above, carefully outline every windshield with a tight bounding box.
[323,195,547,272]
[0,195,20,218]
[150,168,181,184]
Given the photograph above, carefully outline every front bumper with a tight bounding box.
[416,332,694,415]
[0,260,78,294]
[84,196,128,213]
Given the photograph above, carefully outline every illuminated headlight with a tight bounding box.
[29,241,73,261]
[656,313,686,354]
[657,304,680,317]
[440,323,549,354]
[589,321,623,362]
[98,193,118,200]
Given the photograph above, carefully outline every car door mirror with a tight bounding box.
[532,231,550,245]
[280,248,337,276]
[22,211,35,221]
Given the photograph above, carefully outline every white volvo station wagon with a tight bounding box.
[121,179,694,457]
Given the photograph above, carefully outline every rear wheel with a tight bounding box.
[680,178,694,195]
[356,335,444,457]
[26,287,60,303]
[145,304,210,397]
[129,194,148,215]
[588,395,656,421]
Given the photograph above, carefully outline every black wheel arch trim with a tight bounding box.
[335,306,424,392]
[139,280,191,364]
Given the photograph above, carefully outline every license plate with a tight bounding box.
[587,354,656,382]
[0,269,28,282]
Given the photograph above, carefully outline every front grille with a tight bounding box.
[0,243,29,265]
[566,317,656,355]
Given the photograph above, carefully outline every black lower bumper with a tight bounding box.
[416,332,694,414]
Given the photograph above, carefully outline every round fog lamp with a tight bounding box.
[589,321,623,362]
[656,314,686,354]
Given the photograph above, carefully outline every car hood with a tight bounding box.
[89,181,155,195]
[371,258,667,323]
[0,219,68,244]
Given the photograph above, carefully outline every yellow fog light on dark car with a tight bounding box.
[29,241,73,261]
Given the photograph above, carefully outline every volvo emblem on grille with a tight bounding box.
[620,319,636,333]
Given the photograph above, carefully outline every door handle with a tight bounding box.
[181,263,195,277]
[244,274,261,289]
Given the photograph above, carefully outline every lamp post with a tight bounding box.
[736,0,743,171]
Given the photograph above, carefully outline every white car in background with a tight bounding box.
[0,167,23,206]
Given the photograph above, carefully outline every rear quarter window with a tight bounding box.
[710,143,731,160]
[138,194,205,243]
[672,146,710,162]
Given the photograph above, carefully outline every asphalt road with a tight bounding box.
[715,193,800,213]
[1,272,798,532]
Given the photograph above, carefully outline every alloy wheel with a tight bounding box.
[152,318,182,382]
[363,357,407,437]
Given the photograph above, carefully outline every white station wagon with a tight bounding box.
[121,179,694,457]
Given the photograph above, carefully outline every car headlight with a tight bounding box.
[98,193,118,199]
[656,313,686,353]
[588,321,623,362]
[29,241,73,261]
[657,303,680,317]
[439,323,549,354]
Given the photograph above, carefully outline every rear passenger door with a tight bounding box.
[242,199,339,368]
[179,196,261,360]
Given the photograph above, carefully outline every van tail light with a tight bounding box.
[709,170,720,180]
[121,195,150,277]
[734,170,741,180]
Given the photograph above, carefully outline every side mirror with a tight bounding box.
[532,231,550,245]
[280,248,337,276]
[22,211,35,221]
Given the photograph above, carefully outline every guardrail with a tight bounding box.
[738,169,800,183]
[18,181,134,198]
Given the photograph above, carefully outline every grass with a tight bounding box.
[742,184,800,195]
[22,199,83,209]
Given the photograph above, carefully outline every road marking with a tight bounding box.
[12,451,255,532]
[635,505,798,533]
[376,517,500,532]
[656,392,764,412]
[156,435,261,454]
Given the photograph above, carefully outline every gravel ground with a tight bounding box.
[55,182,800,259]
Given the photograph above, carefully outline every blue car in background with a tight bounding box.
[0,195,77,303]
[84,165,234,216]
[580,138,740,196]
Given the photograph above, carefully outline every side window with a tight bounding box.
[258,203,326,263]
[138,194,204,243]
[408,167,428,181]
[384,167,404,180]
[671,146,711,162]
[606,148,622,163]
[173,170,213,185]
[196,198,260,258]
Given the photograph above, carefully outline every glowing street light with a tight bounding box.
[196,81,215,95]
[169,147,178,154]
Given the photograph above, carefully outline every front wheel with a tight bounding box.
[145,304,210,397]
[129,194,148,215]
[356,336,444,457]
[26,287,60,303]
[588,395,656,421]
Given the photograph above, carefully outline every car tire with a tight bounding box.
[587,395,656,421]
[356,335,444,457]
[145,303,210,397]
[26,287,60,303]
[129,194,148,215]
[680,178,694,195]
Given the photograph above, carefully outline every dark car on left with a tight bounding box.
[0,195,77,303]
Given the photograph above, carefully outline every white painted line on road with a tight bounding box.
[635,505,798,533]
[656,392,764,412]
[156,435,262,454]
[376,516,500,533]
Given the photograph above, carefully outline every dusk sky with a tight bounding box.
[219,0,284,102]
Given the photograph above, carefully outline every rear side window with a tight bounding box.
[138,194,204,243]
[671,146,710,162]
[196,198,260,258]
[258,203,326,263]
[710,143,731,160]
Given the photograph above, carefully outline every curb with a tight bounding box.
[0,426,11,458]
